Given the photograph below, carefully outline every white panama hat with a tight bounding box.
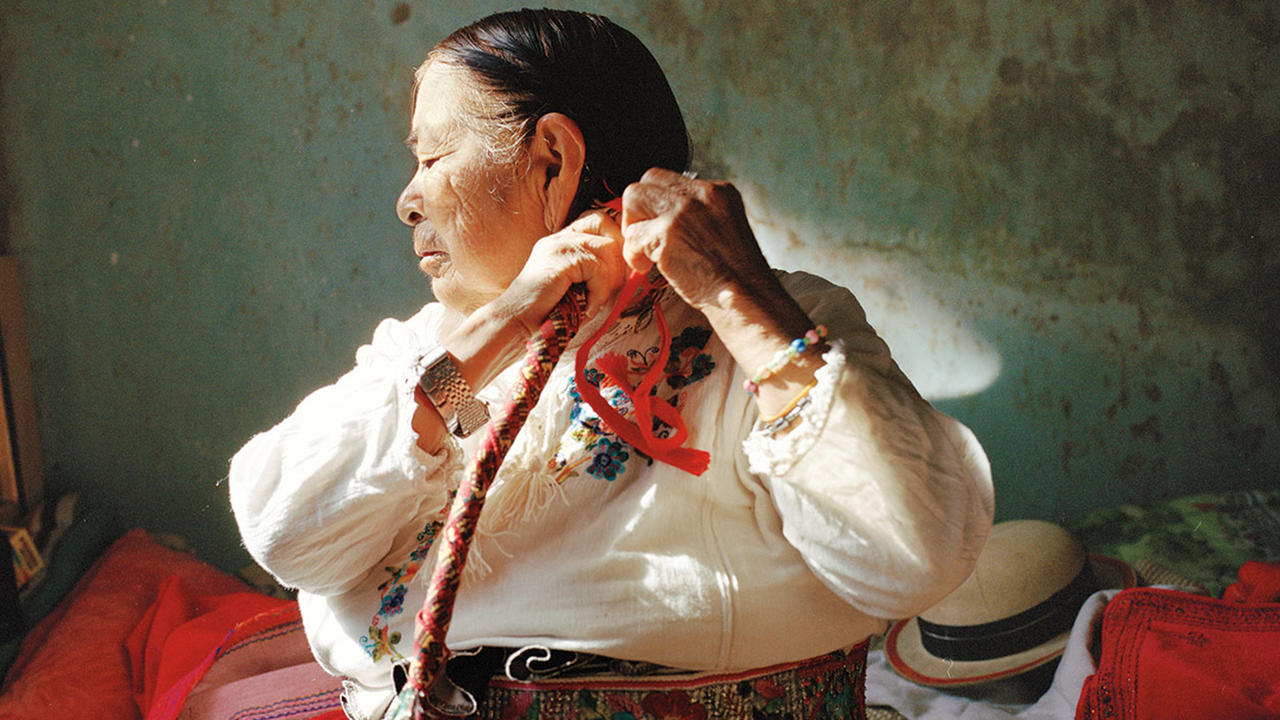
[885,519,1137,687]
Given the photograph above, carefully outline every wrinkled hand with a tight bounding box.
[619,168,775,313]
[432,210,627,437]
[496,209,629,337]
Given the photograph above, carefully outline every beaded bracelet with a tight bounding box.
[742,325,827,395]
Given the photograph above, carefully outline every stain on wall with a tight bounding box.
[623,0,1279,520]
[1,0,1276,569]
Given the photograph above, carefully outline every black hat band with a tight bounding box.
[916,562,1099,662]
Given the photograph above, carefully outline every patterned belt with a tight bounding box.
[388,642,868,720]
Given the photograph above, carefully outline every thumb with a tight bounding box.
[621,219,658,275]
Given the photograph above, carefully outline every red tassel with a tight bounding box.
[572,226,710,476]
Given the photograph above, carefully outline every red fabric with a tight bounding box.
[1222,560,1280,604]
[1076,565,1280,720]
[125,575,291,720]
[572,198,710,476]
[0,529,251,720]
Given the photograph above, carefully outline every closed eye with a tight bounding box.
[403,137,441,172]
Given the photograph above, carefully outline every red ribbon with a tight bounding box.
[570,199,710,476]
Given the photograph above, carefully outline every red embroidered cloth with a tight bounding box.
[1076,562,1280,720]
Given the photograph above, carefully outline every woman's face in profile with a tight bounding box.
[395,62,548,313]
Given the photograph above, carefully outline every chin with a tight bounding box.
[429,279,460,310]
[430,279,489,315]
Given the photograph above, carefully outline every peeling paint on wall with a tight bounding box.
[626,0,1278,519]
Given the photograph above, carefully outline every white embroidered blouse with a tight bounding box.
[229,270,994,719]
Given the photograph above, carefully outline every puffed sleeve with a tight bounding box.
[743,272,994,621]
[228,304,465,596]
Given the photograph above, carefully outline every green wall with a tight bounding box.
[2,1,1276,572]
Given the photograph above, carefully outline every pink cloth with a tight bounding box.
[0,528,343,720]
[130,577,344,720]
[126,575,294,719]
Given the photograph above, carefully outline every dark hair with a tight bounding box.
[432,8,690,218]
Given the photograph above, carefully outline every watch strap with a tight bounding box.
[415,346,489,438]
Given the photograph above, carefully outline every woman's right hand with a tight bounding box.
[428,209,628,424]
[496,209,629,337]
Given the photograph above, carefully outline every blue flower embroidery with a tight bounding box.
[586,438,630,480]
[379,584,407,617]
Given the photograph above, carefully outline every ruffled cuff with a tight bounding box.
[743,341,847,477]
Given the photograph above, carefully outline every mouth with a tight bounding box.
[412,223,434,253]
[416,247,447,270]
[412,224,447,275]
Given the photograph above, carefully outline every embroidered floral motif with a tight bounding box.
[664,327,715,390]
[360,520,441,662]
[586,437,630,481]
[360,624,402,662]
[379,585,408,616]
[549,323,716,484]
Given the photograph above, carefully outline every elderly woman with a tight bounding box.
[230,8,992,720]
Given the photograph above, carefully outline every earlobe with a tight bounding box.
[531,113,586,230]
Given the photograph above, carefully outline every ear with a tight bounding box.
[527,112,586,231]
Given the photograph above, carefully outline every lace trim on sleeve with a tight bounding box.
[743,341,847,478]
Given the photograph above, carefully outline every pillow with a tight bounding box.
[0,529,252,720]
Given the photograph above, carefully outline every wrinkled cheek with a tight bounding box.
[454,193,499,241]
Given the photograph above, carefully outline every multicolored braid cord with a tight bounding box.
[405,198,711,718]
[408,287,587,719]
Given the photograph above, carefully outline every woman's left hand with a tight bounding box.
[620,168,826,418]
[618,168,776,314]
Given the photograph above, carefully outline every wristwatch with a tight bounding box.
[415,346,490,438]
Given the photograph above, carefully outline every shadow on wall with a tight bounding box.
[748,201,1002,403]
[645,0,1280,522]
[743,189,1277,521]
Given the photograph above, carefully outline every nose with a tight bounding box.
[396,178,423,227]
